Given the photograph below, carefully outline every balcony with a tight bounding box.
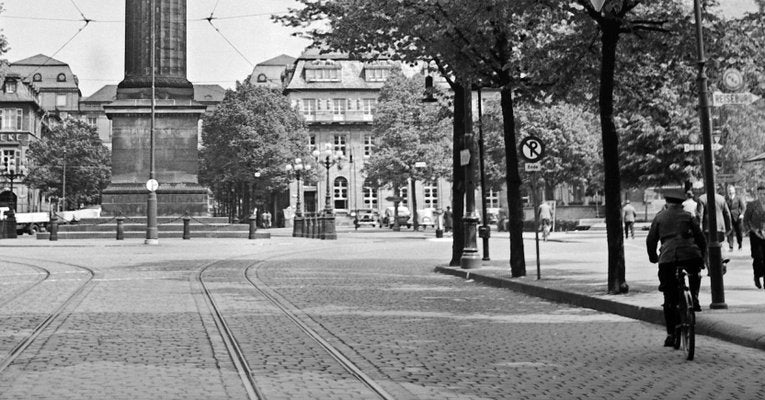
[303,110,374,124]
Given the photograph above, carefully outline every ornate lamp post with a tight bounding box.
[312,143,345,240]
[1,158,26,239]
[286,158,311,237]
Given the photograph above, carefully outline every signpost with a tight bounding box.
[520,136,546,280]
[712,91,761,106]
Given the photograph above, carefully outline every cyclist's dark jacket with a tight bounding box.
[647,203,707,264]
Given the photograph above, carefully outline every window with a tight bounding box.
[57,73,67,82]
[365,67,390,82]
[87,117,98,126]
[363,135,374,157]
[309,135,316,152]
[56,94,67,108]
[332,98,346,116]
[32,73,42,82]
[361,98,377,115]
[4,81,16,94]
[363,186,378,209]
[424,183,439,208]
[487,188,500,208]
[302,98,317,117]
[1,149,18,171]
[333,177,348,210]
[398,186,408,207]
[305,66,341,82]
[0,109,23,130]
[333,135,347,155]
[256,73,267,82]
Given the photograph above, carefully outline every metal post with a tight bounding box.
[49,214,58,241]
[182,214,191,240]
[694,0,726,309]
[145,0,159,245]
[461,88,481,269]
[116,216,125,240]
[476,86,490,260]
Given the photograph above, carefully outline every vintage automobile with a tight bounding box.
[351,209,380,228]
[382,206,411,229]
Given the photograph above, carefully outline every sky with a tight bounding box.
[0,0,312,96]
[0,0,760,97]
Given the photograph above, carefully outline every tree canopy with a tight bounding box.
[363,71,452,191]
[26,118,111,210]
[199,82,311,218]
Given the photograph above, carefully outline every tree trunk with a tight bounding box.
[411,178,419,231]
[498,56,526,277]
[599,22,628,294]
[450,82,468,266]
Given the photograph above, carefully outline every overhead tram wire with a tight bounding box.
[204,15,254,68]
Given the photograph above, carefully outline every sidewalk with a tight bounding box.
[435,230,765,351]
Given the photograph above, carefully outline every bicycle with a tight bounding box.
[671,266,695,361]
[540,219,551,241]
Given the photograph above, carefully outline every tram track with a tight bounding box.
[0,256,98,375]
[195,244,398,400]
[0,261,50,309]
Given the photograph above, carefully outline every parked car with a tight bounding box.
[351,209,379,227]
[417,208,436,229]
[383,206,411,228]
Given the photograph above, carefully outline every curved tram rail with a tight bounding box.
[197,255,396,400]
[0,261,50,309]
[0,257,97,374]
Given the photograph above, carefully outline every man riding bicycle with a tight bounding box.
[646,188,707,347]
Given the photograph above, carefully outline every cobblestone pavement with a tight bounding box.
[0,233,764,399]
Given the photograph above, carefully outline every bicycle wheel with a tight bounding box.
[680,290,695,361]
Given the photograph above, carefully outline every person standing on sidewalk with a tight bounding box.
[743,186,765,289]
[726,185,746,251]
[683,190,698,223]
[623,200,637,239]
[647,188,707,346]
[443,206,453,232]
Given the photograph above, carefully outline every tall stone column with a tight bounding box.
[102,0,209,217]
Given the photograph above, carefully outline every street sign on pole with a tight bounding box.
[525,163,542,172]
[460,149,471,166]
[684,143,722,152]
[519,136,545,162]
[712,91,761,106]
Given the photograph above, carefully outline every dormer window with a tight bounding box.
[32,73,42,82]
[57,73,67,82]
[257,73,268,83]
[305,60,341,82]
[4,81,16,94]
[364,61,393,82]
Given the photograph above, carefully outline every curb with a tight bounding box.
[434,266,765,352]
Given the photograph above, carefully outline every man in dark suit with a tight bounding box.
[725,185,746,251]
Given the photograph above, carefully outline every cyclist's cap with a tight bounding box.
[663,188,686,203]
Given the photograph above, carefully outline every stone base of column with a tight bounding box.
[293,216,304,237]
[321,214,337,240]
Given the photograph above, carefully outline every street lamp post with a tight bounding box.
[1,158,26,239]
[286,158,311,237]
[475,85,490,261]
[692,0,726,309]
[145,0,159,245]
[461,85,481,269]
[312,143,345,240]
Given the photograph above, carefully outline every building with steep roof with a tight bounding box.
[0,60,45,213]
[249,54,296,88]
[278,48,451,221]
[10,54,81,119]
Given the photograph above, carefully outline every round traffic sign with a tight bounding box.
[722,68,745,92]
[519,136,545,162]
[146,179,159,192]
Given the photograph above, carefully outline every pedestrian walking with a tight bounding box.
[696,187,732,244]
[443,206,453,232]
[682,190,698,222]
[743,186,765,289]
[538,202,552,240]
[262,211,272,229]
[726,185,746,251]
[647,188,706,346]
[622,200,637,239]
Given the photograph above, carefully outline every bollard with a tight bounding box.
[182,215,191,240]
[6,209,17,239]
[49,214,59,241]
[116,216,125,240]
[248,214,258,239]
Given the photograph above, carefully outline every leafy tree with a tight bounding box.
[26,118,111,210]
[363,71,452,228]
[0,3,7,56]
[516,103,602,197]
[278,0,561,273]
[199,82,311,220]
